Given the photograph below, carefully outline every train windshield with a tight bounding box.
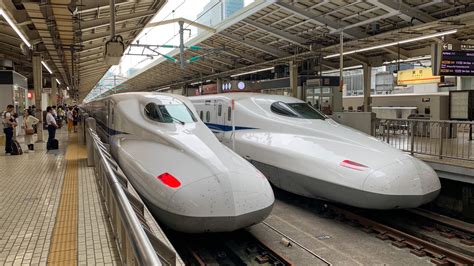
[145,103,197,124]
[271,102,325,120]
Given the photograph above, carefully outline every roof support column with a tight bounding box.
[289,60,298,98]
[216,78,222,94]
[32,54,44,142]
[333,31,344,113]
[51,77,57,106]
[363,63,372,113]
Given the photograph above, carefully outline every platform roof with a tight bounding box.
[116,0,474,94]
[1,0,474,101]
[0,0,165,100]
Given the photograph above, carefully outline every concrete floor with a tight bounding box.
[248,199,434,265]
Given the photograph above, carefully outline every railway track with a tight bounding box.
[325,205,474,265]
[408,208,474,246]
[166,230,294,265]
[272,187,473,265]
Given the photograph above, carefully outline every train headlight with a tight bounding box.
[157,172,181,188]
[340,160,369,171]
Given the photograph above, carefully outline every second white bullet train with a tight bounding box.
[190,93,441,209]
[84,92,274,232]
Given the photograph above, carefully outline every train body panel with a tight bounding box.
[84,92,274,232]
[190,93,441,209]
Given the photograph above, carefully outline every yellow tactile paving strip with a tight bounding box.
[48,135,86,265]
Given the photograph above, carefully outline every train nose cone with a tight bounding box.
[363,156,441,209]
[166,171,274,233]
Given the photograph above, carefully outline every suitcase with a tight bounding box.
[11,140,23,155]
[47,139,59,150]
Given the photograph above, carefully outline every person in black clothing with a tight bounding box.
[2,104,17,155]
[46,106,58,150]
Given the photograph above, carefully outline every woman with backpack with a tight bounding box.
[23,110,39,152]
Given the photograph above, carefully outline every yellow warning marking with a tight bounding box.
[48,134,87,265]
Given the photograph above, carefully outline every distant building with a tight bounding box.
[197,0,244,32]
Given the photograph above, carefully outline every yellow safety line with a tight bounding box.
[48,134,87,265]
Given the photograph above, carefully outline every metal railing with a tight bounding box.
[87,125,178,265]
[375,118,474,161]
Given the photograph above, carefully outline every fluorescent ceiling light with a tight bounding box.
[383,56,431,65]
[324,29,457,59]
[41,61,53,74]
[55,78,61,85]
[230,67,274,78]
[322,65,363,74]
[0,8,31,48]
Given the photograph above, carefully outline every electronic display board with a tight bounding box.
[440,51,474,76]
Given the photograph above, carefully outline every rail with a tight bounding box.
[375,118,474,161]
[87,126,164,266]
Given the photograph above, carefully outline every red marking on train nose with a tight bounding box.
[157,173,181,188]
[340,160,368,171]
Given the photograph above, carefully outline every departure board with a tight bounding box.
[440,51,474,76]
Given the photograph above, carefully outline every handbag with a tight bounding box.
[26,128,34,135]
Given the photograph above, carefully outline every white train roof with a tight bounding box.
[98,92,192,106]
[191,92,304,104]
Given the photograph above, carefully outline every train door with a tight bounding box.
[214,99,228,141]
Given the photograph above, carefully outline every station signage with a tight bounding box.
[440,51,474,76]
[397,68,440,85]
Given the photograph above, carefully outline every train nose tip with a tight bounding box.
[166,172,274,232]
[363,157,441,208]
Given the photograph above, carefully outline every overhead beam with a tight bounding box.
[82,25,143,42]
[275,1,366,39]
[243,19,309,49]
[79,10,156,31]
[220,32,291,58]
[369,0,435,23]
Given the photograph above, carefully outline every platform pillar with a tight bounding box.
[216,78,222,93]
[289,60,298,98]
[51,76,57,106]
[363,64,372,112]
[33,54,44,142]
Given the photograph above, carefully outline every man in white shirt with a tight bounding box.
[2,104,16,155]
[46,106,58,150]
[52,105,58,118]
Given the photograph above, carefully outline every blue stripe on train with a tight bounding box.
[204,123,257,132]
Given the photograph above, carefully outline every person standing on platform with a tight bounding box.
[72,107,78,133]
[46,106,58,150]
[2,104,16,155]
[66,107,73,133]
[23,110,39,152]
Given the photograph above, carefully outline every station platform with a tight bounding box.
[0,129,120,265]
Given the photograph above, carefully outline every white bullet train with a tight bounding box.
[190,93,441,209]
[84,92,274,232]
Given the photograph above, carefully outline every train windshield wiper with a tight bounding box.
[171,116,185,125]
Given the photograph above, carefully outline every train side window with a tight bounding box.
[227,107,231,121]
[200,110,203,120]
[206,111,210,122]
[218,104,222,116]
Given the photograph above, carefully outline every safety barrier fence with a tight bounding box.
[375,118,474,161]
[86,122,177,265]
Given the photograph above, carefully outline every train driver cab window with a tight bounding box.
[227,107,231,121]
[218,104,222,116]
[144,103,197,124]
[206,111,210,122]
[271,101,325,120]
